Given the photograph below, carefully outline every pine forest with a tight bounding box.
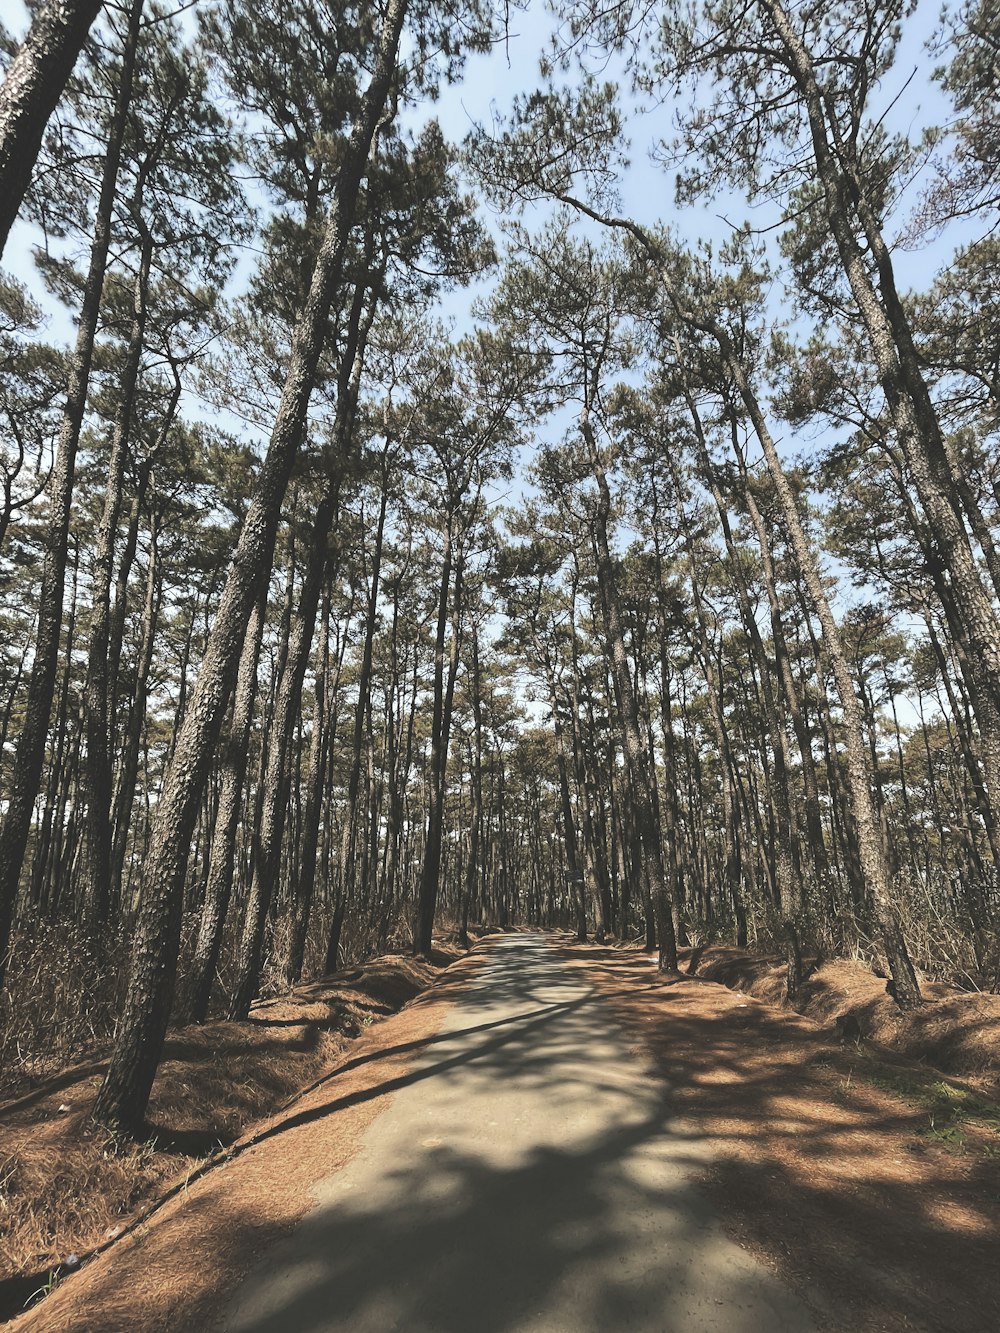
[1,3,1000,1320]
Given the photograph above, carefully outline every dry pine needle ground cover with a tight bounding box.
[0,946,464,1320]
[689,944,1000,1096]
[5,934,1000,1333]
[568,940,1000,1333]
[6,949,486,1333]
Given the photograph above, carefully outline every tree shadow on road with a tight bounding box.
[561,938,1000,1333]
[20,934,1000,1333]
[219,938,817,1333]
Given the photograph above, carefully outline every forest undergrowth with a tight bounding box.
[0,939,466,1315]
[0,902,417,1099]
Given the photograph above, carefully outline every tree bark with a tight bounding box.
[80,227,153,927]
[675,390,803,991]
[109,517,160,907]
[0,0,106,257]
[182,589,265,1024]
[337,457,390,942]
[459,621,485,947]
[761,0,1000,835]
[93,0,409,1133]
[717,348,922,1005]
[0,0,141,992]
[413,519,465,956]
[583,411,678,972]
[283,582,332,986]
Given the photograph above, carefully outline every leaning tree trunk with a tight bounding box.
[732,435,830,882]
[93,0,409,1135]
[717,337,921,1009]
[0,0,107,257]
[762,0,1000,833]
[228,478,343,1021]
[234,258,379,1019]
[182,588,265,1024]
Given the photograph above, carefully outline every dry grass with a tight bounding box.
[0,947,461,1317]
[0,901,424,1100]
[0,924,129,1095]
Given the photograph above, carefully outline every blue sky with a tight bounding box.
[2,0,967,348]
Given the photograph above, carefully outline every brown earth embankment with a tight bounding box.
[683,944,1000,1094]
[0,946,464,1318]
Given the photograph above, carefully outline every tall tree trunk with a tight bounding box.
[80,226,153,927]
[552,685,587,942]
[583,411,678,972]
[675,391,803,992]
[93,0,408,1133]
[763,0,1000,830]
[283,583,332,986]
[228,478,343,1020]
[460,623,485,948]
[33,546,80,919]
[336,459,390,949]
[414,522,466,957]
[720,344,921,1006]
[182,589,265,1024]
[731,433,829,882]
[235,247,378,1015]
[0,0,106,256]
[106,444,159,710]
[0,0,141,991]
[109,518,160,908]
[567,581,609,940]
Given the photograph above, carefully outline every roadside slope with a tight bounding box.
[13,935,1000,1333]
[573,941,1000,1333]
[2,947,475,1329]
[683,943,1000,1094]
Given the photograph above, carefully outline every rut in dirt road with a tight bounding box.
[217,935,822,1333]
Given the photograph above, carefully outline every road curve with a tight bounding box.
[218,934,824,1333]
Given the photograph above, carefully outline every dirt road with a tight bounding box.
[216,934,821,1332]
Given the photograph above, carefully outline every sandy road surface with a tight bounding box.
[218,934,822,1333]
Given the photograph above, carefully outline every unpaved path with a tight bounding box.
[22,932,998,1333]
[217,934,820,1332]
